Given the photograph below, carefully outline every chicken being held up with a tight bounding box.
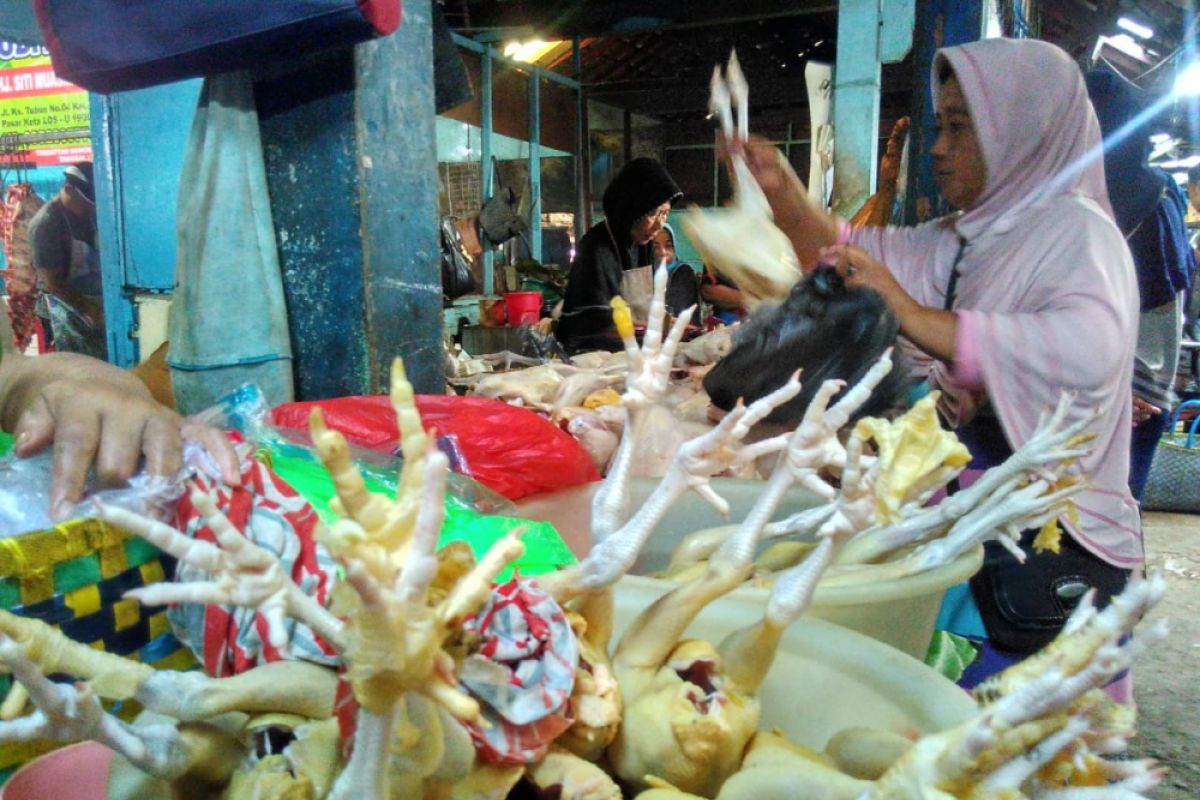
[682,51,801,306]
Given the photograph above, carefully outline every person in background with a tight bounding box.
[556,157,682,352]
[0,347,238,519]
[1185,165,1200,394]
[1086,69,1197,502]
[1187,163,1200,232]
[700,265,745,325]
[651,223,701,323]
[736,38,1140,697]
[29,161,106,359]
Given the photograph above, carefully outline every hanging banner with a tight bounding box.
[0,42,90,166]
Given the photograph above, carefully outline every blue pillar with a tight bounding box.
[529,71,542,263]
[574,36,589,238]
[356,0,443,394]
[903,0,985,224]
[257,0,443,398]
[831,0,915,218]
[481,45,494,294]
[90,93,137,367]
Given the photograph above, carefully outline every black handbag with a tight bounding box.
[969,530,1132,654]
[34,0,400,94]
[440,218,476,300]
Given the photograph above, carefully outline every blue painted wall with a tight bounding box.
[902,0,983,225]
[92,79,202,365]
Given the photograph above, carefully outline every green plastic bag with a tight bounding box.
[923,630,979,683]
[0,429,575,580]
[263,439,577,580]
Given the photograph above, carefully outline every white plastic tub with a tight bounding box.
[611,576,978,749]
[516,478,984,659]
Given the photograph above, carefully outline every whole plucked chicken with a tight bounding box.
[682,51,801,306]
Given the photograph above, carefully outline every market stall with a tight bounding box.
[0,0,1197,797]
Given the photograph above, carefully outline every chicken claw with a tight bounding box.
[545,372,803,603]
[0,633,191,779]
[866,574,1168,799]
[617,266,694,411]
[100,493,346,651]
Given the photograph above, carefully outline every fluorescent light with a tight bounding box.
[1105,33,1146,60]
[1157,155,1200,169]
[501,39,554,63]
[1175,61,1200,97]
[1117,17,1154,40]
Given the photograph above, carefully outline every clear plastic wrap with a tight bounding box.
[0,431,217,539]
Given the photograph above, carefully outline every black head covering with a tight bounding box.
[601,157,682,246]
[1084,68,1163,235]
[1086,67,1195,310]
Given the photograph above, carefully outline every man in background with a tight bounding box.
[29,161,105,359]
[1187,164,1199,251]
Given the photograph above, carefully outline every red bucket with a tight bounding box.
[504,291,542,326]
[1,742,114,800]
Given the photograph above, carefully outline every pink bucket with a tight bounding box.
[1,742,113,800]
[504,291,542,326]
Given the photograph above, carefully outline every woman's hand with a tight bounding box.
[821,244,959,363]
[1131,396,1160,427]
[0,352,239,518]
[723,134,800,198]
[720,134,841,266]
[822,244,910,306]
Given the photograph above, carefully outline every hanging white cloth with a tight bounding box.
[167,71,294,414]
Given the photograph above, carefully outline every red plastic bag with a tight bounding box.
[271,395,600,501]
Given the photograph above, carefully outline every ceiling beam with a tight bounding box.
[455,0,836,39]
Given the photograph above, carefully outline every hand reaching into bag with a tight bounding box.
[0,351,239,518]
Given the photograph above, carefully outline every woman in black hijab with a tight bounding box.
[1085,68,1197,500]
[556,158,682,352]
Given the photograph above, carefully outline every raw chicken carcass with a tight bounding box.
[682,52,801,306]
[677,327,735,366]
[1,184,44,351]
[471,364,564,406]
[568,412,622,474]
[553,370,625,409]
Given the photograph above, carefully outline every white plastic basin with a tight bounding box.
[516,478,984,659]
[611,576,978,749]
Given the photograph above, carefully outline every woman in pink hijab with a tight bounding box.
[742,38,1141,690]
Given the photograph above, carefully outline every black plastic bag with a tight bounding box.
[704,267,904,425]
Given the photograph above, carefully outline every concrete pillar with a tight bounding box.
[256,0,443,398]
[831,0,916,218]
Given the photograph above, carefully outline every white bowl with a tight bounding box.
[611,575,978,749]
[517,478,984,659]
